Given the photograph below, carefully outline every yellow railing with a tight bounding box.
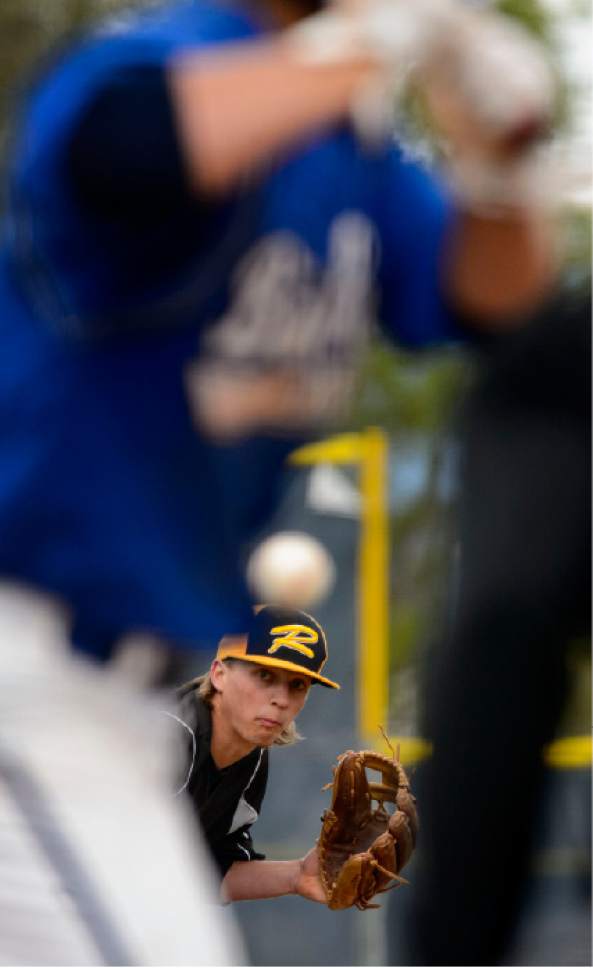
[378,735,592,769]
[544,735,592,769]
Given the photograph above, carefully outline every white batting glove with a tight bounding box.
[287,0,440,69]
[421,7,555,145]
[286,0,446,143]
[287,0,557,206]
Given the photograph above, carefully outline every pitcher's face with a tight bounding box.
[211,659,311,747]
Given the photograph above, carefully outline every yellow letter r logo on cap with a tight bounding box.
[268,624,318,659]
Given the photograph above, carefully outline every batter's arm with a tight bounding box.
[167,3,557,320]
[168,41,373,195]
[444,209,555,323]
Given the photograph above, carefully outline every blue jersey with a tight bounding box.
[0,0,465,656]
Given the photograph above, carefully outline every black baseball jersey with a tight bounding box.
[176,692,268,877]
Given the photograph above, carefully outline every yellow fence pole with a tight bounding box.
[357,428,390,743]
[291,428,390,743]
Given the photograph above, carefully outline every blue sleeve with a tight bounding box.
[67,63,190,216]
[374,146,469,348]
[4,3,261,331]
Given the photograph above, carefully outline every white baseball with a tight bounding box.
[246,531,336,609]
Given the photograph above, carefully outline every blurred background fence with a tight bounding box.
[226,434,591,966]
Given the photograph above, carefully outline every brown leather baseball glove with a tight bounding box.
[318,748,418,910]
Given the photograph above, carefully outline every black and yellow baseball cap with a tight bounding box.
[216,605,340,689]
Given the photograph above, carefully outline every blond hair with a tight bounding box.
[183,660,303,747]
